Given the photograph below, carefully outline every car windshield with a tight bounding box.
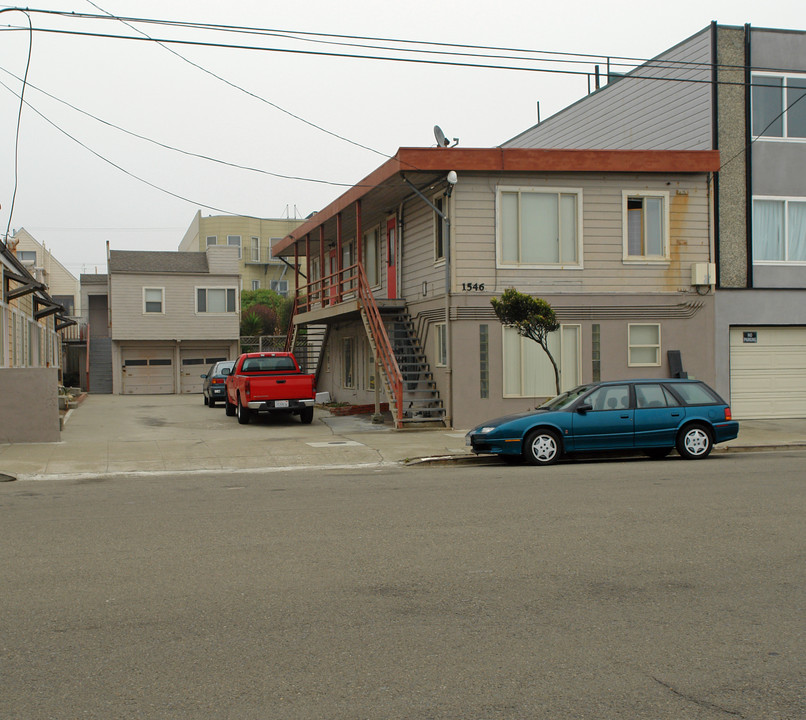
[538,385,593,410]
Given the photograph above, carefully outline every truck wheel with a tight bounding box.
[300,407,314,424]
[225,398,236,417]
[237,397,251,424]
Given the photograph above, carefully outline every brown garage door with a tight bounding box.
[122,348,174,394]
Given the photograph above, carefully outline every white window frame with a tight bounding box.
[250,237,260,263]
[195,286,237,314]
[752,196,806,265]
[751,71,806,143]
[363,226,382,287]
[251,280,260,291]
[496,186,583,270]
[227,235,242,259]
[622,190,670,263]
[206,235,217,247]
[343,337,355,389]
[143,287,165,314]
[435,322,447,367]
[628,323,661,367]
[269,238,284,264]
[502,324,581,398]
[270,280,288,296]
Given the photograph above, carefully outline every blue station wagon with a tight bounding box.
[466,379,739,466]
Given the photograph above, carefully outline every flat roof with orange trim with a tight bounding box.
[274,147,720,257]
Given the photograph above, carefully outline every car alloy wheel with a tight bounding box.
[677,424,712,459]
[524,429,561,466]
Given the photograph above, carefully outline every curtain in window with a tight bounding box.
[501,193,519,263]
[753,200,784,261]
[559,195,577,263]
[789,201,806,261]
[644,197,663,256]
[627,203,643,256]
[521,192,558,263]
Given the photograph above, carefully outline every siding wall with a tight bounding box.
[401,195,448,299]
[110,272,240,341]
[447,172,712,296]
[504,28,713,151]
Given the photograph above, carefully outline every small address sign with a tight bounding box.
[461,283,486,292]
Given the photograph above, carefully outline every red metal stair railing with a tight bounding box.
[357,264,403,427]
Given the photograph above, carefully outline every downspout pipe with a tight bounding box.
[401,172,458,427]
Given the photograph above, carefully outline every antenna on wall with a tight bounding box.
[434,125,459,148]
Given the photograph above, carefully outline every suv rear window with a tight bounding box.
[668,382,718,406]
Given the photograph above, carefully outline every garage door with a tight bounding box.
[122,348,175,395]
[179,349,229,394]
[730,327,806,418]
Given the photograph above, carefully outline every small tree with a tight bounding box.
[241,288,294,334]
[491,288,561,395]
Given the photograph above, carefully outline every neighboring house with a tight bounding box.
[179,210,304,297]
[504,23,806,419]
[1,239,69,442]
[273,147,719,429]
[107,246,240,395]
[11,228,80,317]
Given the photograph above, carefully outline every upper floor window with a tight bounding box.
[143,287,164,314]
[269,238,284,263]
[753,198,806,263]
[270,280,288,296]
[497,187,582,267]
[197,287,236,313]
[251,280,260,291]
[623,191,669,262]
[752,73,806,140]
[18,250,37,263]
[53,294,75,316]
[227,235,242,259]
[434,195,446,262]
[206,236,217,247]
[250,237,260,262]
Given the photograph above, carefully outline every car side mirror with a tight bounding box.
[200,374,207,379]
[576,403,592,414]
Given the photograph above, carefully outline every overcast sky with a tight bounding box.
[0,0,803,277]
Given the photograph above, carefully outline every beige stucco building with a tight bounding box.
[179,211,304,297]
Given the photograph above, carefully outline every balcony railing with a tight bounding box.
[294,262,360,314]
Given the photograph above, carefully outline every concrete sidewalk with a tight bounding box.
[1,394,805,481]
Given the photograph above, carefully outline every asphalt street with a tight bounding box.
[2,452,804,719]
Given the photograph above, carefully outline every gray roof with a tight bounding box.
[80,273,108,284]
[108,250,209,274]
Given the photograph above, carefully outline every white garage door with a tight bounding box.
[730,326,806,418]
[179,349,229,394]
[122,348,175,395]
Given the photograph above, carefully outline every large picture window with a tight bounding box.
[753,198,806,263]
[752,73,806,139]
[197,287,237,313]
[497,187,581,267]
[623,191,669,261]
[503,325,580,398]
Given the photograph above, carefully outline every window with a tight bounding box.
[435,323,447,367]
[206,236,217,247]
[53,294,75,316]
[197,287,237,313]
[269,238,283,263]
[635,383,680,409]
[250,237,260,262]
[586,384,630,411]
[251,280,260,291]
[434,195,446,261]
[479,324,489,398]
[270,280,288,296]
[227,235,241,259]
[364,227,381,286]
[498,187,581,267]
[343,337,354,388]
[752,73,806,139]
[623,192,668,261]
[628,324,661,366]
[18,250,36,263]
[143,287,164,314]
[503,325,580,397]
[670,381,718,406]
[753,198,806,263]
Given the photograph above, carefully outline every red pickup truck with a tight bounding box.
[225,352,316,425]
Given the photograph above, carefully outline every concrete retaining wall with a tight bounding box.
[0,368,60,443]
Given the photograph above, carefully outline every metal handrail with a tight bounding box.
[356,264,403,427]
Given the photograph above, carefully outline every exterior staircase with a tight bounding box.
[287,323,328,380]
[88,336,113,393]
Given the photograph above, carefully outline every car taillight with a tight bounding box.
[725,407,732,421]
[212,378,224,385]
[244,379,250,398]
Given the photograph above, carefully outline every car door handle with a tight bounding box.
[276,379,286,384]
[671,412,680,417]
[620,415,630,419]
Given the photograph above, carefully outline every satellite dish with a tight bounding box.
[434,125,449,147]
